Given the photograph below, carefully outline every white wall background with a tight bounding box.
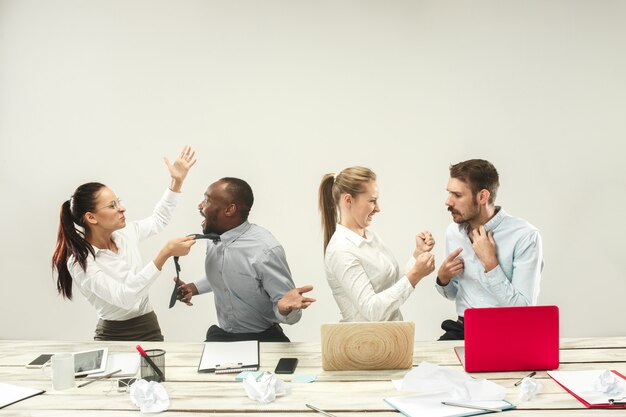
[1,0,624,342]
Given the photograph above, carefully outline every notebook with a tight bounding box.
[321,321,414,371]
[198,340,259,374]
[0,383,45,409]
[385,392,515,417]
[454,305,559,372]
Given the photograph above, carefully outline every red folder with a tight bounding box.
[549,370,626,409]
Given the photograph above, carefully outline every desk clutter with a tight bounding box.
[2,336,626,415]
[548,370,626,408]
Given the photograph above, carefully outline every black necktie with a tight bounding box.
[168,233,221,308]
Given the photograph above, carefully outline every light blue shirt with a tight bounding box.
[193,221,301,333]
[436,207,544,317]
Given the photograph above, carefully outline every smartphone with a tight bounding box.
[117,377,137,391]
[274,357,298,374]
[25,354,53,369]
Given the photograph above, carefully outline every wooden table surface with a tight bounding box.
[0,337,625,416]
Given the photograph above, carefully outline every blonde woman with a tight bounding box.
[319,166,435,322]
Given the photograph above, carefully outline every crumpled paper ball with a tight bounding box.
[519,377,542,401]
[595,370,624,396]
[130,379,170,413]
[395,362,506,401]
[243,373,290,403]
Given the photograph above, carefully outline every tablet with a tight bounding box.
[73,348,108,377]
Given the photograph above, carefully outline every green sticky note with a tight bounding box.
[235,371,264,381]
[293,374,316,383]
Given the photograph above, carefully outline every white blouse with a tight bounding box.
[324,224,414,322]
[68,189,180,321]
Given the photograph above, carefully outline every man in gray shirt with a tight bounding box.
[178,177,316,342]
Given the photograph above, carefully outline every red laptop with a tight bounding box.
[454,305,560,372]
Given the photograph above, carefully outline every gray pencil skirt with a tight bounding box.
[94,310,164,342]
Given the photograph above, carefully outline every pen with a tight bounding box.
[135,345,165,381]
[514,371,536,386]
[77,368,122,388]
[441,401,503,413]
[306,403,340,417]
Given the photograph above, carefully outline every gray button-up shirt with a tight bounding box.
[193,221,301,333]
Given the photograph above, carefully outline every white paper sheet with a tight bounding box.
[198,340,259,372]
[385,391,513,417]
[548,370,625,405]
[0,383,44,409]
[87,353,140,378]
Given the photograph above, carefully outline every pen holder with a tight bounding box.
[141,349,165,382]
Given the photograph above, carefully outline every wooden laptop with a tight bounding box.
[321,321,415,371]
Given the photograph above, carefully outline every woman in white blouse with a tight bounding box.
[318,166,436,322]
[52,146,197,341]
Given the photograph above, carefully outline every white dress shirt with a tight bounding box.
[436,207,544,317]
[68,189,180,321]
[324,224,414,322]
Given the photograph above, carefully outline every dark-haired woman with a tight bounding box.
[52,146,197,341]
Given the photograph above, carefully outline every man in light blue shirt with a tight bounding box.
[436,159,543,340]
[178,177,316,342]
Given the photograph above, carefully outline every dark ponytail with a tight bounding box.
[52,182,104,299]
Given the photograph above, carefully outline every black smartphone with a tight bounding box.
[274,357,298,374]
[25,354,53,369]
[117,377,137,391]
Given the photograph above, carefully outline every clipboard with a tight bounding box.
[548,370,626,408]
[198,340,259,374]
[0,383,45,409]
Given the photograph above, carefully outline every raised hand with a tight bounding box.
[277,285,316,316]
[413,230,435,257]
[164,145,197,192]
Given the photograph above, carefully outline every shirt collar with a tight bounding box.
[457,206,507,234]
[91,232,122,255]
[220,221,252,245]
[336,224,368,247]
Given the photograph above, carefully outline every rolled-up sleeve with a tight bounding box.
[256,246,302,325]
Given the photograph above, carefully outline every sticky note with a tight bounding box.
[292,374,316,383]
[235,371,264,381]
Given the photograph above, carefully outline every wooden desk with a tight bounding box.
[1,337,625,416]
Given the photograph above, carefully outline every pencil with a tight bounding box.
[77,369,122,388]
[514,371,537,386]
[305,403,339,417]
[441,401,503,413]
